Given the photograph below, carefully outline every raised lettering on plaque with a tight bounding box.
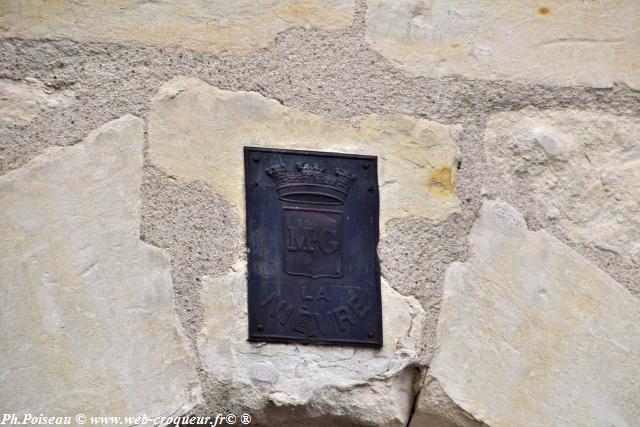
[244,147,382,347]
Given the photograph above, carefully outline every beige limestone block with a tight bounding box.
[0,0,354,54]
[410,375,484,427]
[484,109,640,269]
[365,0,640,89]
[0,115,200,417]
[0,78,75,126]
[148,77,461,228]
[430,200,640,426]
[197,264,425,426]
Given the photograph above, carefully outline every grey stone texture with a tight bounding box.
[1,0,639,425]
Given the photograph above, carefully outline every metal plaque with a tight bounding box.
[244,147,382,347]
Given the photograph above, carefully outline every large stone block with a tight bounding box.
[0,1,354,54]
[430,200,640,426]
[365,0,640,88]
[197,264,426,426]
[484,109,640,277]
[148,76,461,228]
[0,116,200,417]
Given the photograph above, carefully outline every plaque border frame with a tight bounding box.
[243,146,382,348]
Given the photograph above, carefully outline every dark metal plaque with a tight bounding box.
[244,147,382,347]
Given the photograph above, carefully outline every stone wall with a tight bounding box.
[1,1,639,426]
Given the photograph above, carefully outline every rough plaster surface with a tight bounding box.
[141,166,242,342]
[1,0,640,424]
[379,216,468,361]
[366,0,640,89]
[0,115,200,417]
[148,76,461,227]
[197,265,425,427]
[431,200,640,426]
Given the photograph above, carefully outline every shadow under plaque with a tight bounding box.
[244,147,382,347]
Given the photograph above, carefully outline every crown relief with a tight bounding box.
[265,162,357,205]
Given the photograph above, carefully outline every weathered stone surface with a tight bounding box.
[149,77,461,227]
[430,200,640,426]
[0,116,200,416]
[0,78,74,126]
[0,1,354,54]
[484,109,640,281]
[197,264,425,426]
[365,0,640,89]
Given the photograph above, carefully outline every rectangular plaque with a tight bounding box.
[244,147,382,347]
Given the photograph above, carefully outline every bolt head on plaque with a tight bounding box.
[244,147,382,347]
